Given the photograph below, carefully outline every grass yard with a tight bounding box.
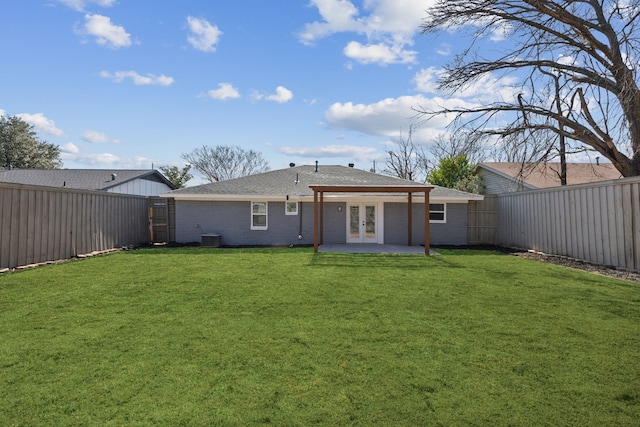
[0,247,638,426]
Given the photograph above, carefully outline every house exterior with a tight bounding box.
[162,164,483,248]
[0,169,176,196]
[476,162,623,194]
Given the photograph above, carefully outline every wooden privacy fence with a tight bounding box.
[496,176,640,272]
[0,182,150,270]
[467,195,498,245]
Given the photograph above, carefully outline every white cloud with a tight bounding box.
[300,0,432,65]
[60,143,80,154]
[82,130,120,144]
[343,41,416,65]
[79,14,131,49]
[557,54,577,66]
[57,0,116,12]
[436,43,451,56]
[61,150,154,168]
[0,109,6,117]
[324,94,479,143]
[254,86,294,104]
[298,0,363,45]
[100,70,174,86]
[280,144,378,160]
[325,96,423,136]
[186,16,222,52]
[413,67,445,94]
[413,67,519,103]
[267,86,294,103]
[489,21,512,42]
[201,83,240,100]
[16,113,65,137]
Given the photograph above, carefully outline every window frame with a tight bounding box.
[285,201,298,216]
[429,203,446,223]
[251,201,268,230]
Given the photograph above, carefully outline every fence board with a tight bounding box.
[608,186,617,267]
[632,182,640,271]
[490,176,640,272]
[622,183,633,270]
[0,182,150,270]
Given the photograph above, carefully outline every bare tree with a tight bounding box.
[383,126,430,181]
[182,145,270,183]
[429,130,488,165]
[416,0,640,177]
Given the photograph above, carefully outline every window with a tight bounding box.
[251,201,268,230]
[429,203,446,223]
[285,201,298,215]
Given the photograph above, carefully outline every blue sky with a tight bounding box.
[1,0,515,183]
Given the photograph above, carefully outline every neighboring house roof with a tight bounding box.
[0,169,176,193]
[165,165,483,201]
[477,162,622,194]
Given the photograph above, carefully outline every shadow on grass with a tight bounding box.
[433,246,511,256]
[308,252,461,270]
[132,246,311,256]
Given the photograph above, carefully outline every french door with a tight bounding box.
[347,203,378,243]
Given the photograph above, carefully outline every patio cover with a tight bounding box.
[309,184,434,255]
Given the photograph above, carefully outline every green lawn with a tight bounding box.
[0,247,638,426]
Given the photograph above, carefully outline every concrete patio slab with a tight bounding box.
[318,244,437,255]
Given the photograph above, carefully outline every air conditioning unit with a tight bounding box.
[201,234,221,248]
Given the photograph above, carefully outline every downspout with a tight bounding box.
[298,202,303,240]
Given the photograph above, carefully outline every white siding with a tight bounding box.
[478,169,526,194]
[107,179,172,196]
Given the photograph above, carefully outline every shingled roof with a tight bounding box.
[0,169,175,191]
[166,165,482,200]
[478,162,622,189]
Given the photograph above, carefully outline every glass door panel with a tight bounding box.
[365,205,376,239]
[347,203,378,243]
[349,205,360,239]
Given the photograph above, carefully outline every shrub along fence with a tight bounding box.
[491,176,640,273]
[0,182,150,270]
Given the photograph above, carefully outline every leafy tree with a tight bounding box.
[159,165,193,189]
[427,154,483,193]
[453,173,484,194]
[182,145,270,183]
[0,115,62,169]
[417,0,640,177]
[383,126,430,181]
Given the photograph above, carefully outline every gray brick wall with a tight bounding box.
[175,200,347,246]
[384,202,468,246]
[176,200,467,246]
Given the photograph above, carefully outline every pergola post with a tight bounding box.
[408,192,413,246]
[319,191,324,245]
[313,189,319,253]
[424,188,431,255]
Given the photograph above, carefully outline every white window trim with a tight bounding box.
[285,201,298,215]
[429,203,446,223]
[251,201,268,230]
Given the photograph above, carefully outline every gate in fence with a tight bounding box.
[148,197,175,244]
